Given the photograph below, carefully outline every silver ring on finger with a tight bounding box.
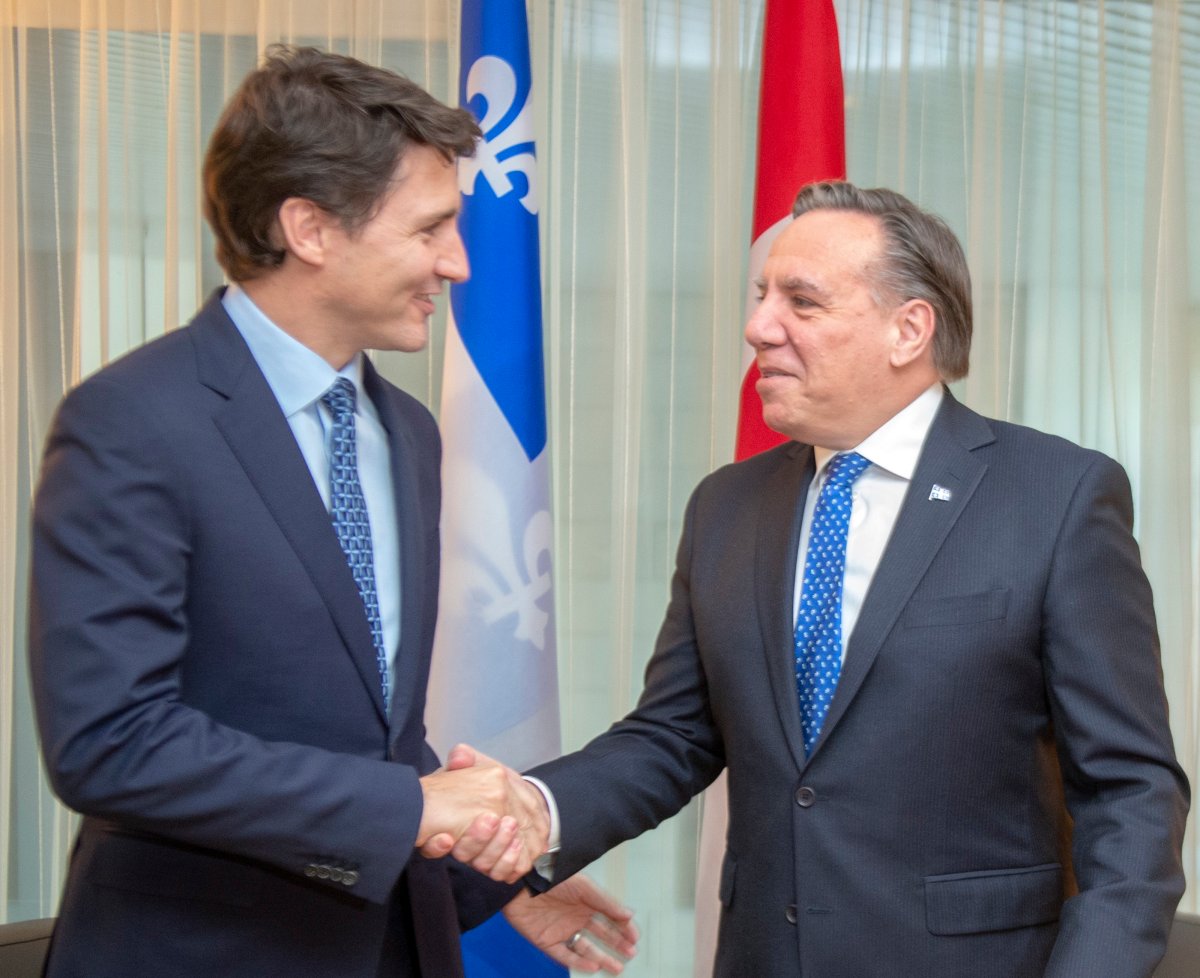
[565,930,585,951]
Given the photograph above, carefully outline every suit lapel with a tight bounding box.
[361,360,428,730]
[754,443,817,773]
[190,294,389,723]
[811,394,995,757]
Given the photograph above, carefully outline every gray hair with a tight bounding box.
[792,181,972,380]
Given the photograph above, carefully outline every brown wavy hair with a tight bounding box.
[203,45,480,282]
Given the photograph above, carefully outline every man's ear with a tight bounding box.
[275,197,332,268]
[891,298,937,368]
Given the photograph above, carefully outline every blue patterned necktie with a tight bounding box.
[795,451,871,756]
[322,378,389,710]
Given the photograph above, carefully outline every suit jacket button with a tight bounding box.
[785,904,798,925]
[329,868,345,884]
[795,786,816,808]
[304,865,318,878]
[342,870,360,887]
[316,865,331,879]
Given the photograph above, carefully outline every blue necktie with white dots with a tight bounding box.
[795,451,870,757]
[322,378,389,711]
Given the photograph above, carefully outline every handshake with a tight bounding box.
[415,745,639,973]
[415,743,552,884]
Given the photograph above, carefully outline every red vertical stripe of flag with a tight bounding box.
[735,0,846,461]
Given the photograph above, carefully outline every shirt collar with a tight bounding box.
[222,283,364,418]
[813,383,945,482]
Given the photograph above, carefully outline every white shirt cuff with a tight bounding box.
[521,775,560,881]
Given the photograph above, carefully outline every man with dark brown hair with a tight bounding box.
[29,46,634,978]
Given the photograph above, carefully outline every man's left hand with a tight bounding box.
[503,873,639,974]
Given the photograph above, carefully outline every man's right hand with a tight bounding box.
[416,744,550,883]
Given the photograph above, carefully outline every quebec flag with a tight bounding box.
[426,0,564,974]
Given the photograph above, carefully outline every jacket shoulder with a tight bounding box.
[981,414,1124,481]
[63,298,234,410]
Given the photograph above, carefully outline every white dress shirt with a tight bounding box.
[794,383,944,658]
[221,285,402,691]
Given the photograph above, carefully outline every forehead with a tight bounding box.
[393,142,458,185]
[764,209,884,284]
[377,144,460,217]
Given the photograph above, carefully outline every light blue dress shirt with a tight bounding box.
[221,285,401,694]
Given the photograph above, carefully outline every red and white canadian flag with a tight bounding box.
[694,1,846,972]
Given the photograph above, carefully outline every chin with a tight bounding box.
[386,322,430,353]
[760,404,791,429]
[761,409,810,444]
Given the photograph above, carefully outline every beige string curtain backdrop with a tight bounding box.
[1,2,1197,976]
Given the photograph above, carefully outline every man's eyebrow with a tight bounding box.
[424,205,461,225]
[758,274,831,302]
[777,275,827,297]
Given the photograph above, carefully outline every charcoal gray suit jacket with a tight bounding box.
[532,390,1188,978]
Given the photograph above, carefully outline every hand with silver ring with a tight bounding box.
[503,874,638,973]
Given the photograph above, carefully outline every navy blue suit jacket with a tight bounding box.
[29,291,513,977]
[531,392,1188,978]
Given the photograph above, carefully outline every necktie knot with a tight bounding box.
[822,451,870,492]
[322,377,357,424]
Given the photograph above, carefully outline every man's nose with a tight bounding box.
[744,298,777,349]
[438,229,470,284]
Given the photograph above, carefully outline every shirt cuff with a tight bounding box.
[521,775,560,882]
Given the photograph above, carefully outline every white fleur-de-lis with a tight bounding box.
[458,55,538,215]
[475,510,552,648]
[444,464,553,650]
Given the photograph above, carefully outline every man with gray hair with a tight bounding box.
[510,181,1188,976]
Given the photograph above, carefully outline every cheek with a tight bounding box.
[396,254,435,292]
[782,330,813,366]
